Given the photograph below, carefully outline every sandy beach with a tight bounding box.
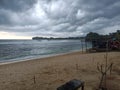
[0,51,120,90]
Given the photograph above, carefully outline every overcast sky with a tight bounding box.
[0,0,120,39]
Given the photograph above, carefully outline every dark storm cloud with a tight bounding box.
[0,0,37,12]
[0,0,120,37]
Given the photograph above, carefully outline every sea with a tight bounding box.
[0,40,92,63]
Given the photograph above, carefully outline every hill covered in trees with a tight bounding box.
[85,30,120,41]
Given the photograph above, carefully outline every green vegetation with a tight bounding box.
[85,32,100,41]
[85,30,120,41]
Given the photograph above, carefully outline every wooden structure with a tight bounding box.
[90,39,120,52]
[57,79,84,90]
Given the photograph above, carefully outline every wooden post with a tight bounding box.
[105,40,109,88]
[81,39,83,53]
[110,63,113,75]
[81,83,84,90]
[85,40,87,52]
[33,75,36,84]
[76,63,79,71]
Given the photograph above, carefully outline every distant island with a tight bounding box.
[32,37,85,40]
[32,30,120,41]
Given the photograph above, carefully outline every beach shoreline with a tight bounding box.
[0,50,85,65]
[0,51,120,90]
[0,39,91,64]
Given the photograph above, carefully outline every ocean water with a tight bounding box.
[0,40,92,63]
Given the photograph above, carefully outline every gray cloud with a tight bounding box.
[0,0,37,12]
[0,0,120,38]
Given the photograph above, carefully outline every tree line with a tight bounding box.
[85,30,120,41]
[32,36,84,40]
